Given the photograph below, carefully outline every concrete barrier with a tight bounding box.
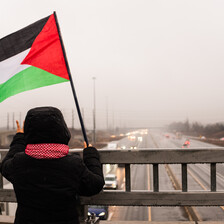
[0,215,14,224]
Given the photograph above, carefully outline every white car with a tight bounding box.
[104,174,118,190]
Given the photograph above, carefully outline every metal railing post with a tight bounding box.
[125,164,131,192]
[153,164,159,192]
[182,164,188,192]
[211,163,216,192]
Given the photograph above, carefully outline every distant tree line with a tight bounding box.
[168,120,224,138]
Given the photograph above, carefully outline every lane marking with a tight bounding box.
[107,175,125,220]
[149,132,202,222]
[188,169,207,190]
[165,164,202,222]
[108,212,114,221]
[188,168,224,213]
[195,164,224,184]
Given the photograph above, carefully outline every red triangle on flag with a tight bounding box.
[21,14,69,80]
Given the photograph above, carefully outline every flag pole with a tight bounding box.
[53,11,89,146]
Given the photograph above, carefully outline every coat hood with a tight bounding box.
[24,107,71,145]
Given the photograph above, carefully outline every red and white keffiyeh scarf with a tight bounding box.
[25,143,69,159]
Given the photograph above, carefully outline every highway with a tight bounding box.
[2,129,224,221]
[104,129,224,222]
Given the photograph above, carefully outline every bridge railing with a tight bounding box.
[0,148,224,223]
[80,148,224,206]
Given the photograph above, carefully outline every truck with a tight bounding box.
[107,141,118,149]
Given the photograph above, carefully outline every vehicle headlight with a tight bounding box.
[112,183,116,187]
[99,212,105,216]
[88,212,91,216]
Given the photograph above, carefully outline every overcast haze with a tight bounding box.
[1,0,224,129]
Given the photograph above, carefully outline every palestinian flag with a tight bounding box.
[0,13,69,102]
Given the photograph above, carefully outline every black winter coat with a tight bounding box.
[1,133,104,224]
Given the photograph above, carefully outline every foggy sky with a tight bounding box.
[1,0,224,129]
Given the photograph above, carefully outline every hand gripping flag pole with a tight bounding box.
[53,12,89,146]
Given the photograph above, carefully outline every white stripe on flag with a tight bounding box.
[0,49,31,84]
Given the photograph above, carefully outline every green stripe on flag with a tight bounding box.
[0,66,69,102]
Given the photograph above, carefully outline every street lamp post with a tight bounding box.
[93,77,96,144]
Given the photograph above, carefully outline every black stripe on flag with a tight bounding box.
[0,15,50,62]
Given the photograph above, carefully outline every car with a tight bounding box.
[164,134,170,138]
[104,174,118,190]
[137,136,143,142]
[88,205,108,220]
[182,139,190,148]
[130,146,137,149]
[128,135,136,141]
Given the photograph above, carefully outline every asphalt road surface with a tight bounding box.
[3,129,224,221]
[105,129,224,222]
